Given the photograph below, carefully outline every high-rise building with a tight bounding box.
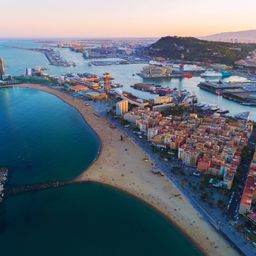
[0,58,5,80]
[116,100,129,116]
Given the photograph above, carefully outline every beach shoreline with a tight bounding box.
[6,84,239,256]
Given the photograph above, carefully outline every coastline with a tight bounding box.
[6,84,239,256]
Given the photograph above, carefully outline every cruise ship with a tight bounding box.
[138,65,173,79]
[138,65,193,79]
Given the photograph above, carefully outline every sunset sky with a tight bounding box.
[1,0,255,38]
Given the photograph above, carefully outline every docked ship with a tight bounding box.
[201,69,223,79]
[138,65,192,79]
[138,65,172,79]
[131,83,157,93]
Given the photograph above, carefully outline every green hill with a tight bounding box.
[147,36,256,65]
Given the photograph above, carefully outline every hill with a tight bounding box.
[201,30,256,43]
[146,36,256,65]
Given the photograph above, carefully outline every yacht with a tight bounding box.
[201,69,222,79]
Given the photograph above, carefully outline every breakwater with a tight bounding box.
[0,168,8,203]
[6,180,77,196]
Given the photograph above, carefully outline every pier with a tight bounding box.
[40,48,75,67]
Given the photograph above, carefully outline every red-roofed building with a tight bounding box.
[239,165,256,215]
[68,84,89,93]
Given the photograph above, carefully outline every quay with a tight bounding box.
[198,81,256,106]
[197,81,245,95]
[0,167,8,203]
[39,48,75,67]
[89,60,130,66]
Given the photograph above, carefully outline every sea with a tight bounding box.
[0,43,201,256]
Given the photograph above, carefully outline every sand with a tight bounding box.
[13,84,238,256]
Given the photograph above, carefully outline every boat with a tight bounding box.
[221,71,232,78]
[209,104,220,111]
[156,87,172,96]
[201,104,210,111]
[201,69,222,79]
[182,73,193,79]
[217,109,229,115]
[112,83,123,88]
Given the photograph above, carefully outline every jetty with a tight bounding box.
[40,48,75,67]
[0,168,8,203]
[6,180,75,196]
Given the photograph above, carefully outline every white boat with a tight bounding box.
[201,69,222,78]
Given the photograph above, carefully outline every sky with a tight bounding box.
[0,0,255,38]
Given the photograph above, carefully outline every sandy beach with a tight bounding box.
[13,84,238,256]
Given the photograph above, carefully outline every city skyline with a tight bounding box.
[1,0,256,38]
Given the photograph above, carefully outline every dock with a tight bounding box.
[198,81,256,106]
[197,81,244,95]
[39,48,75,67]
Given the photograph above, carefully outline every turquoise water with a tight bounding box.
[0,40,255,120]
[0,87,200,255]
[0,87,100,185]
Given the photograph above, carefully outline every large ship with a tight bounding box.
[138,65,172,79]
[138,65,192,79]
